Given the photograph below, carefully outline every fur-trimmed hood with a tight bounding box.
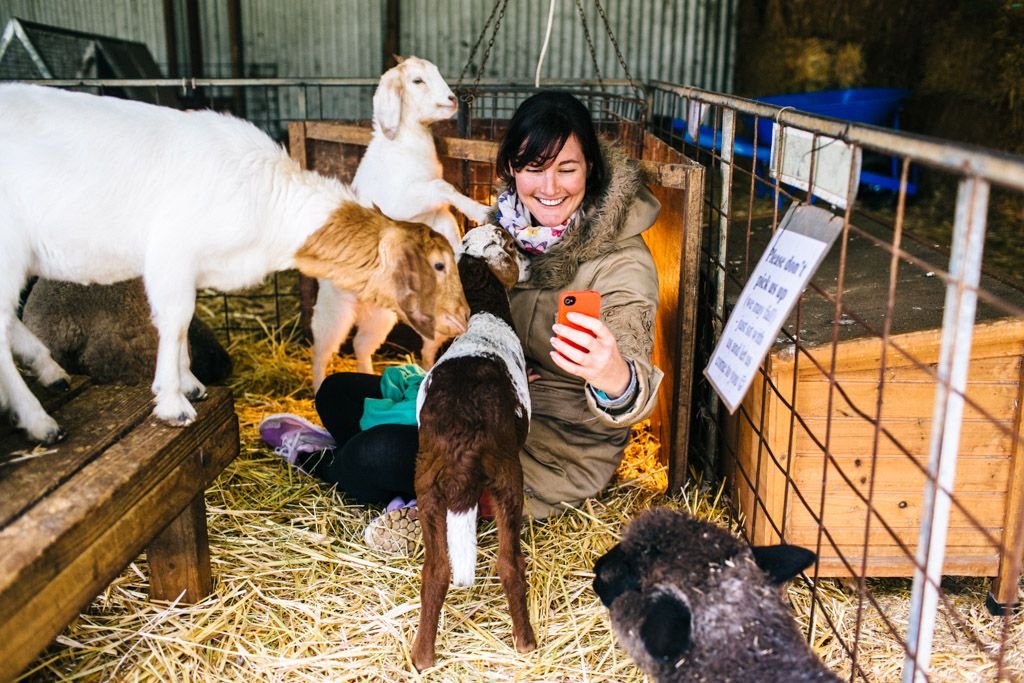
[490,140,659,290]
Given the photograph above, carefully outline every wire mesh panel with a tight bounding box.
[649,83,1024,681]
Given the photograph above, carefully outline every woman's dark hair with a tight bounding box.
[496,91,607,201]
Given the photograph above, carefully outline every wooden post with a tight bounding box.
[384,0,401,68]
[147,494,212,603]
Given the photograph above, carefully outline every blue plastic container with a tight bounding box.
[753,87,911,143]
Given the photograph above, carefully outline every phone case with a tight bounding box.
[556,290,601,353]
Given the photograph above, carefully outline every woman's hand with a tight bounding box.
[550,312,631,397]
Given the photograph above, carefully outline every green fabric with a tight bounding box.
[359,364,426,430]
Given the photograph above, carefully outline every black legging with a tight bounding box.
[302,372,418,505]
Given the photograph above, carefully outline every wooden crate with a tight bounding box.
[288,119,705,489]
[721,216,1024,605]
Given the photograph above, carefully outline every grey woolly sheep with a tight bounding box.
[593,508,840,682]
[21,278,232,387]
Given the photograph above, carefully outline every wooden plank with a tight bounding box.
[0,384,156,528]
[991,357,1024,606]
[791,453,1010,494]
[790,416,1016,458]
[147,493,212,602]
[0,387,237,681]
[812,552,999,578]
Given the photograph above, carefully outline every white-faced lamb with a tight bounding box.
[311,55,491,387]
[593,508,840,682]
[20,278,232,387]
[0,83,469,444]
[411,224,535,671]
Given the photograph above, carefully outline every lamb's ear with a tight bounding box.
[639,592,692,663]
[593,544,639,607]
[373,66,404,140]
[751,544,817,584]
[384,233,436,340]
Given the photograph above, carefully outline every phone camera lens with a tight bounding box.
[564,296,576,305]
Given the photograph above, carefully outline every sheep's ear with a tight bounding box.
[751,544,817,585]
[593,544,639,607]
[373,66,404,140]
[639,592,692,663]
[383,233,436,339]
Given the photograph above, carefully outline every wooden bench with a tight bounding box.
[0,380,238,681]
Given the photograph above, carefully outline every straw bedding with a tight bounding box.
[16,330,1023,682]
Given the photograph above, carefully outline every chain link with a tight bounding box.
[574,0,604,90]
[456,0,508,104]
[592,0,644,101]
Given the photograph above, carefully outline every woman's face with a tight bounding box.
[513,134,588,227]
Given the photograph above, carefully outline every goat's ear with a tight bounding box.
[593,544,639,607]
[382,232,436,339]
[751,544,817,585]
[373,66,404,140]
[639,592,692,663]
[393,53,406,64]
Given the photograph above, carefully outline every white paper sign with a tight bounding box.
[705,204,844,414]
[770,125,862,209]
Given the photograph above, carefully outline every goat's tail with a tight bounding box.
[447,505,479,587]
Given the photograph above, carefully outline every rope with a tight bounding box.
[534,0,558,88]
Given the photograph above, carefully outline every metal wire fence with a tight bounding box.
[648,82,1024,682]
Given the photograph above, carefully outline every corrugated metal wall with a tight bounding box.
[1,0,737,90]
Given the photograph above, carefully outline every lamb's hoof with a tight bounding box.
[44,378,71,393]
[516,637,538,654]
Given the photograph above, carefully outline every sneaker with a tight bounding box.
[364,501,421,556]
[259,413,336,468]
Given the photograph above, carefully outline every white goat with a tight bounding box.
[0,83,468,444]
[311,56,491,387]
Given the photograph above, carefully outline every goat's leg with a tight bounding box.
[10,317,70,390]
[411,491,450,672]
[491,462,536,654]
[0,313,64,443]
[311,283,359,390]
[351,304,397,375]
[177,329,206,401]
[145,273,198,426]
[426,179,491,225]
[418,332,449,369]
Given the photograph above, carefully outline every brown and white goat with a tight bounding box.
[411,225,535,671]
[0,83,468,443]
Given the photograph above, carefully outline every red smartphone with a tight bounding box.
[556,290,601,353]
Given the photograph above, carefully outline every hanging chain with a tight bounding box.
[592,0,644,101]
[456,0,509,104]
[574,0,604,91]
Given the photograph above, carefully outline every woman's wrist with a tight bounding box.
[590,360,637,411]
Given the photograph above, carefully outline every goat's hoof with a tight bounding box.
[516,637,538,654]
[44,378,71,393]
[39,426,67,445]
[185,387,207,402]
[411,654,435,673]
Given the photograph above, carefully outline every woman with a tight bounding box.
[261,90,663,550]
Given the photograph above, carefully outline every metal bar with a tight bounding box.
[902,177,990,683]
[655,84,1024,192]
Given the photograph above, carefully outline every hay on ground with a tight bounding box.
[17,331,1023,682]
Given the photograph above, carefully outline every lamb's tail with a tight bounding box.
[447,505,478,587]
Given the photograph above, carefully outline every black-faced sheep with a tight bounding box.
[20,278,232,387]
[411,225,534,671]
[593,508,840,682]
[311,55,491,387]
[0,83,468,443]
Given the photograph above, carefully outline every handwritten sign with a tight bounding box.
[705,204,844,414]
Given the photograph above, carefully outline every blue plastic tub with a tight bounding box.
[753,87,911,143]
[674,87,916,196]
